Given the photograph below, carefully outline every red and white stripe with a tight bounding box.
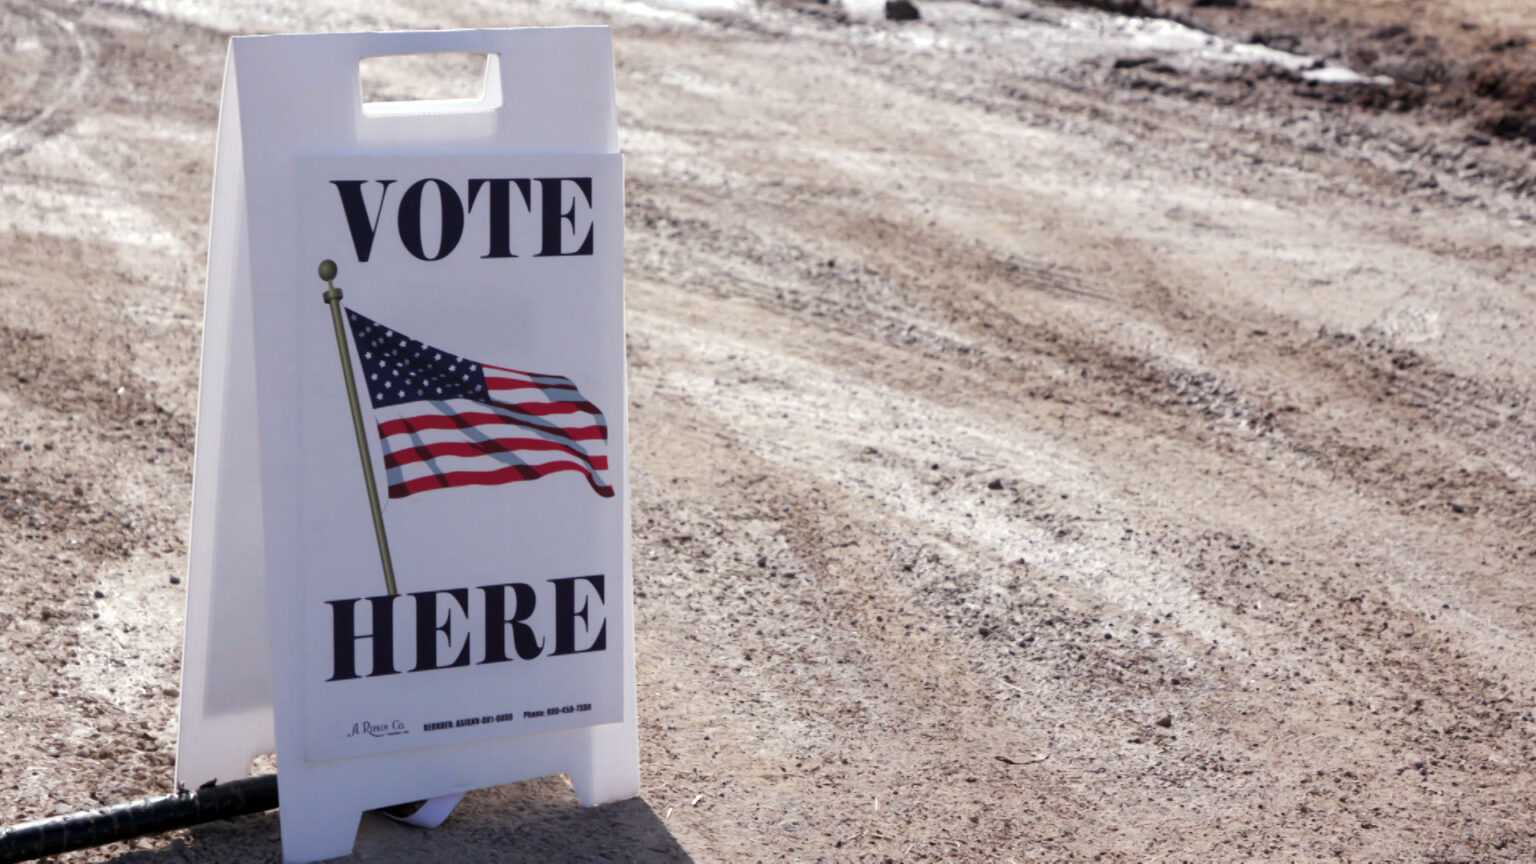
[378,364,612,499]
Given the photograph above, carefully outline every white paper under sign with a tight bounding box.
[176,28,637,864]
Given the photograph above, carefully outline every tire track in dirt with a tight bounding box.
[627,344,1180,860]
[768,181,1536,660]
[0,3,94,163]
[616,13,1536,847]
[631,280,1536,858]
[625,132,1536,843]
[634,151,1536,554]
[628,273,1536,858]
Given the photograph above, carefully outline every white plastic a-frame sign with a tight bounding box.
[176,29,637,863]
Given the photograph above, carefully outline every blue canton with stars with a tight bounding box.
[347,309,488,410]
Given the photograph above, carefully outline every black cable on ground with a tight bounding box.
[0,774,278,863]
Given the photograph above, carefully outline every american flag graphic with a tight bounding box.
[346,308,614,500]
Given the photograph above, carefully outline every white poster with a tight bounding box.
[296,154,625,761]
[176,29,638,863]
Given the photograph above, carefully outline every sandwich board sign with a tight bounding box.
[175,28,637,862]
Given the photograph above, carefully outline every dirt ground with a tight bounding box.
[2,0,1536,861]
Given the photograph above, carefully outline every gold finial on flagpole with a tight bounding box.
[320,259,399,597]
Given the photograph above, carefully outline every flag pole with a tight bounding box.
[319,259,398,597]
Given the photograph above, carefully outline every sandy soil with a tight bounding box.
[2,0,1536,861]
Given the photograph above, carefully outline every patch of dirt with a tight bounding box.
[1066,0,1536,142]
